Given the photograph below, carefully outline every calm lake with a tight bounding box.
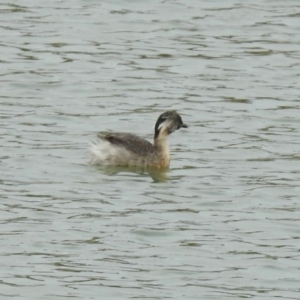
[1,1,300,299]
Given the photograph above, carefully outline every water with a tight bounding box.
[1,0,300,299]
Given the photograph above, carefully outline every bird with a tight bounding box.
[90,110,187,168]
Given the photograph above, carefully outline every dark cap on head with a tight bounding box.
[154,111,187,138]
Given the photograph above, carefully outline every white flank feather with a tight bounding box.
[89,139,117,165]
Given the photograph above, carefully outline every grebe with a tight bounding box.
[90,110,187,168]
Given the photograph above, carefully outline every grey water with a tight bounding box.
[1,0,300,299]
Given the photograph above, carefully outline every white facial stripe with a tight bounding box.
[158,120,167,130]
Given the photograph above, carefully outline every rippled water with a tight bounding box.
[1,1,300,299]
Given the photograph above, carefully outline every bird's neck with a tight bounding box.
[154,134,170,164]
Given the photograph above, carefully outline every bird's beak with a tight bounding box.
[181,123,188,128]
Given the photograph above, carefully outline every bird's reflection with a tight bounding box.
[95,165,169,183]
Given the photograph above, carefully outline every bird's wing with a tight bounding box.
[98,132,153,155]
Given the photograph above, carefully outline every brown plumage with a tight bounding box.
[90,111,187,168]
[100,133,153,156]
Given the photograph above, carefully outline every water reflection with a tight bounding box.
[94,165,169,183]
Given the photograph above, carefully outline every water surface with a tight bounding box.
[1,1,300,299]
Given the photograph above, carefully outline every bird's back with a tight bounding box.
[90,132,158,167]
[101,132,154,155]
